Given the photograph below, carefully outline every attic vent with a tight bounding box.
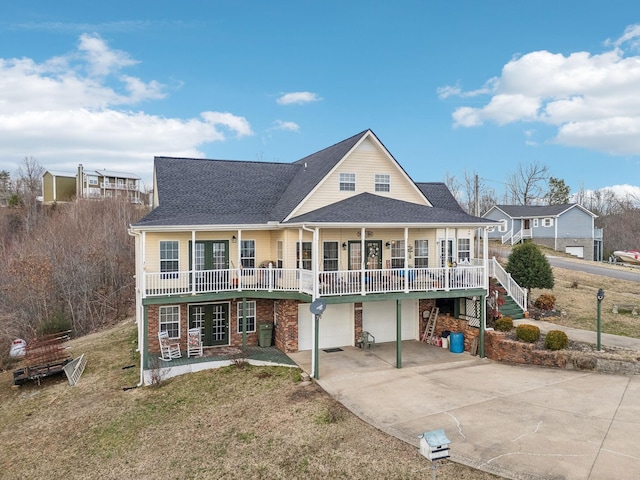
[304,162,307,169]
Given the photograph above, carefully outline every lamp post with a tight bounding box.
[596,288,604,351]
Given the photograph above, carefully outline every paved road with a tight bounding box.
[546,255,640,283]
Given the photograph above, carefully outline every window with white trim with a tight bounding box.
[277,241,283,269]
[297,241,312,270]
[414,239,429,268]
[543,218,554,227]
[390,240,405,268]
[533,218,539,227]
[237,301,256,333]
[159,305,180,338]
[339,172,355,191]
[457,238,471,262]
[88,176,98,186]
[374,174,390,192]
[240,240,255,269]
[323,241,339,271]
[499,219,507,232]
[160,240,179,279]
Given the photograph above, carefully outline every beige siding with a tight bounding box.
[142,227,474,273]
[291,137,428,217]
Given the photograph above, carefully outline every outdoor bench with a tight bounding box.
[612,304,638,315]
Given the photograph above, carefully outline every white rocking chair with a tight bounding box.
[158,330,182,361]
[187,327,203,358]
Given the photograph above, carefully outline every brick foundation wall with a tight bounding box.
[434,314,480,352]
[274,299,301,353]
[354,302,363,345]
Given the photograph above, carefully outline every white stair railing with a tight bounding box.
[488,257,527,312]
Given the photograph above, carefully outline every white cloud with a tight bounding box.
[0,34,253,185]
[442,24,640,157]
[272,120,300,132]
[276,91,321,105]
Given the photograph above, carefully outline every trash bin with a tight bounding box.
[449,332,464,353]
[258,323,273,347]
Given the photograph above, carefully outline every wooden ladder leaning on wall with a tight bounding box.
[421,307,440,343]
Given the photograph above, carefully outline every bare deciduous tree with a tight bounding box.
[506,160,550,205]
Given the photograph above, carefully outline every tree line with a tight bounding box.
[445,161,640,256]
[0,198,146,363]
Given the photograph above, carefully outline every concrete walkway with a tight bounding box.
[288,335,640,480]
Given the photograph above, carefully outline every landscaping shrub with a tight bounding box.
[495,316,513,332]
[545,330,569,350]
[534,294,556,311]
[516,324,540,343]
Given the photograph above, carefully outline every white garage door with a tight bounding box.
[565,246,584,258]
[297,303,353,351]
[362,299,418,343]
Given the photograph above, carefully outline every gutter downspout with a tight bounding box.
[127,226,146,387]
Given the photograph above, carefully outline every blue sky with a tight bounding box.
[1,1,640,201]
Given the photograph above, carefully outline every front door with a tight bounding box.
[438,239,454,267]
[191,240,229,291]
[348,240,382,270]
[189,303,229,347]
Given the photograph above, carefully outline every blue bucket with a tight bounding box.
[449,332,464,353]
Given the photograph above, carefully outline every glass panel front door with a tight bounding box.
[189,303,229,346]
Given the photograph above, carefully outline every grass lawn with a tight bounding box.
[0,320,500,480]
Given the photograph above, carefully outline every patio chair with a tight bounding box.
[158,330,182,361]
[187,327,203,358]
[357,331,375,349]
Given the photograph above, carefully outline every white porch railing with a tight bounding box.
[488,257,527,311]
[143,264,487,298]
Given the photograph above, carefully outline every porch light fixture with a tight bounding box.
[385,241,391,249]
[342,242,347,250]
[232,235,237,243]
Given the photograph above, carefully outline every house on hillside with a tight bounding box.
[482,204,602,261]
[42,164,144,205]
[129,129,504,385]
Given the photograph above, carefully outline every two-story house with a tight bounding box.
[42,164,143,205]
[483,204,602,261]
[129,130,500,384]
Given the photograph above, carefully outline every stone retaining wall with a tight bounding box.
[432,315,640,375]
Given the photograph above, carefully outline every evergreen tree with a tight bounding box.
[545,177,570,205]
[505,242,554,298]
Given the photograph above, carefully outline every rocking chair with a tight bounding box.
[158,330,182,361]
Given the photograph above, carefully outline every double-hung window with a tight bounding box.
[390,240,405,268]
[374,174,390,192]
[457,238,471,262]
[323,241,339,271]
[339,173,355,191]
[160,240,179,279]
[241,240,255,270]
[237,301,256,333]
[543,218,554,227]
[414,240,429,268]
[159,305,180,338]
[297,242,312,270]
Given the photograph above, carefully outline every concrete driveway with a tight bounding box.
[288,341,640,480]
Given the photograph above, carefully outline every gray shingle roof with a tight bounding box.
[416,182,465,212]
[286,192,489,224]
[133,130,495,229]
[490,204,594,218]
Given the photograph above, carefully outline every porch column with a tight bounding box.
[191,230,196,295]
[404,227,409,293]
[312,227,319,298]
[483,227,489,289]
[479,294,486,358]
[444,228,450,291]
[236,230,242,289]
[141,231,146,298]
[360,227,366,295]
[396,299,402,368]
[242,297,247,350]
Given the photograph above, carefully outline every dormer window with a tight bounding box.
[339,173,355,191]
[375,174,390,192]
